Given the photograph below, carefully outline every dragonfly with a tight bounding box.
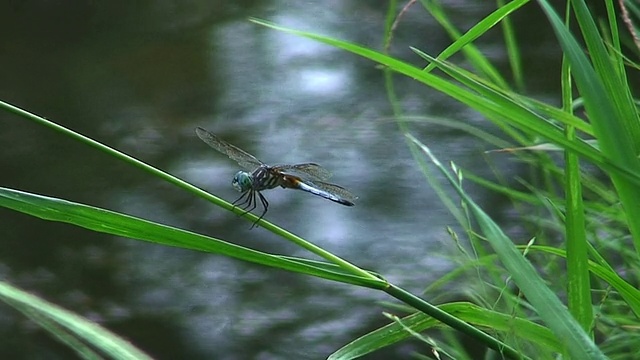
[195,127,356,226]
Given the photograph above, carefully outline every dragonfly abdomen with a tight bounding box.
[291,178,355,206]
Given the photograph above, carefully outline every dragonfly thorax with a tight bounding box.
[232,171,253,192]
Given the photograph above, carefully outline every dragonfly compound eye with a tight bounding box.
[232,171,253,192]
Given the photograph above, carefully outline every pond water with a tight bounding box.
[0,1,561,359]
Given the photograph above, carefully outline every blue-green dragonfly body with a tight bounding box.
[196,127,356,224]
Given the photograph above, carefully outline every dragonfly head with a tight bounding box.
[232,171,253,192]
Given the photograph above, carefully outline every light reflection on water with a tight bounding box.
[0,1,557,358]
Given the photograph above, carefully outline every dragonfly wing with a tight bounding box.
[196,127,263,170]
[301,180,357,204]
[275,163,332,181]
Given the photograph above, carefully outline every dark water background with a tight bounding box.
[0,1,562,359]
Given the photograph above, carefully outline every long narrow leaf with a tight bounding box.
[0,187,387,289]
[420,0,528,89]
[0,281,153,360]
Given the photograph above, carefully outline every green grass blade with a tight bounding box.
[0,280,152,360]
[420,0,529,89]
[565,132,594,332]
[572,0,639,141]
[0,187,386,289]
[498,0,525,90]
[561,23,593,333]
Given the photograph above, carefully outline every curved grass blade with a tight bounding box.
[0,280,153,360]
[0,187,387,289]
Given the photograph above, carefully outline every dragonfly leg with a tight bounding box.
[232,191,250,208]
[245,192,257,214]
[231,190,268,229]
[250,192,269,229]
[237,191,262,228]
[232,191,256,215]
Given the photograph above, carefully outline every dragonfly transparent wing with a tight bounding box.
[304,180,358,202]
[276,163,332,181]
[196,127,263,170]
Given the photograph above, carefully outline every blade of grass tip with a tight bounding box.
[406,133,607,359]
[497,0,525,90]
[421,0,528,89]
[382,0,398,52]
